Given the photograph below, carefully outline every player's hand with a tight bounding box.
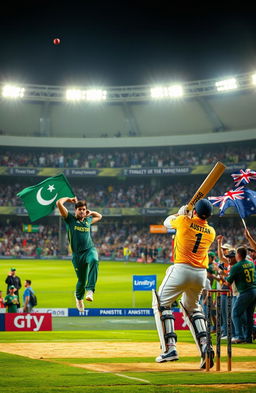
[69,197,78,204]
[177,205,187,215]
[216,235,223,242]
[86,209,92,216]
[177,205,192,217]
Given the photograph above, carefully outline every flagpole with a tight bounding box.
[58,215,62,254]
[241,218,247,229]
[233,199,247,229]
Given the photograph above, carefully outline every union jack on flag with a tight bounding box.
[231,168,256,187]
[208,186,256,218]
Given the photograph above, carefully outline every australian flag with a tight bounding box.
[208,186,256,218]
[231,168,256,187]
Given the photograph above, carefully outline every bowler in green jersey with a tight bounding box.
[56,197,102,312]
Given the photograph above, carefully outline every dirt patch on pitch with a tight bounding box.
[0,341,254,360]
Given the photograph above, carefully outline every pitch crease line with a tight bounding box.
[114,373,151,384]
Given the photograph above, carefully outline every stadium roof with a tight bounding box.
[1,72,256,103]
[1,72,256,144]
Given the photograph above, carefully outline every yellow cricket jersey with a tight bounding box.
[170,215,216,269]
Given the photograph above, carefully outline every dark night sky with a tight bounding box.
[1,3,256,86]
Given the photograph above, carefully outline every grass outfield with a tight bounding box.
[0,259,167,308]
[1,259,256,392]
[0,329,255,393]
[0,351,255,393]
[0,331,255,393]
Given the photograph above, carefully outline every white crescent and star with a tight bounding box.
[36,185,58,206]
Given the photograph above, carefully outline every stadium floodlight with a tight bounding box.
[66,88,107,101]
[66,89,86,100]
[215,78,237,92]
[252,74,256,85]
[168,85,183,97]
[85,89,107,101]
[151,85,183,99]
[151,86,167,98]
[2,85,25,98]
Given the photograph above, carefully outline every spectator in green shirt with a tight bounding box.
[4,285,19,313]
[226,247,256,344]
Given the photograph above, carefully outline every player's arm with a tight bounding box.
[5,275,11,284]
[17,277,22,290]
[207,270,221,283]
[163,214,178,229]
[86,210,102,224]
[56,197,78,218]
[23,295,30,312]
[163,205,190,229]
[216,235,229,263]
[221,265,236,288]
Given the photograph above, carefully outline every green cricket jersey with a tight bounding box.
[226,259,256,293]
[64,213,94,254]
[4,294,18,313]
[207,263,215,275]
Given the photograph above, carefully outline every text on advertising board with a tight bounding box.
[5,313,52,331]
[133,275,157,291]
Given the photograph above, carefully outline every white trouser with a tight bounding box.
[158,263,207,313]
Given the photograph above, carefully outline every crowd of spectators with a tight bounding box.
[0,144,255,169]
[0,179,239,209]
[0,223,60,257]
[93,223,171,261]
[0,221,253,260]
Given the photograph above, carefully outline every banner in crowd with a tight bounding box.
[150,225,168,233]
[123,167,192,176]
[1,163,251,178]
[22,224,40,233]
[11,206,172,217]
[150,225,176,234]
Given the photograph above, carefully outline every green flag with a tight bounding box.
[17,174,75,222]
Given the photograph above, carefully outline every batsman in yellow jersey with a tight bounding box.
[152,199,216,369]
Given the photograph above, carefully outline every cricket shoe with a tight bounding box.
[85,290,94,302]
[200,344,215,369]
[231,337,245,344]
[155,349,179,363]
[74,293,84,312]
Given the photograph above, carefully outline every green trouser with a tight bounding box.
[72,247,99,300]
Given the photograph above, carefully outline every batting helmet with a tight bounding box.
[194,199,213,219]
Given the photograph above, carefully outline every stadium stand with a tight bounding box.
[0,77,255,261]
[0,143,255,168]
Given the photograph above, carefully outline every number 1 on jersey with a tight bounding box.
[192,233,202,253]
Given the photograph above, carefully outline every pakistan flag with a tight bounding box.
[17,174,75,222]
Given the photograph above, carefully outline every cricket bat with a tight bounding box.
[187,161,226,211]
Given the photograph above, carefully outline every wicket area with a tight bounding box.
[206,289,232,372]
